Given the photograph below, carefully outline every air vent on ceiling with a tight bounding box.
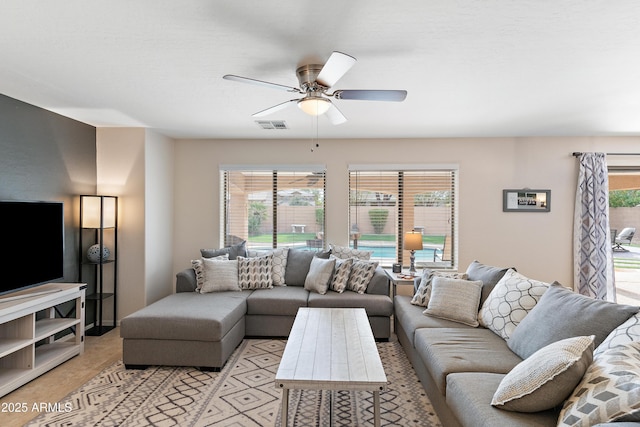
[255,120,288,130]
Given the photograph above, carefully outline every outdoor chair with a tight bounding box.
[613,227,635,251]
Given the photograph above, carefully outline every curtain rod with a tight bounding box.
[572,152,640,157]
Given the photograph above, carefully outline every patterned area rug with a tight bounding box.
[26,339,441,427]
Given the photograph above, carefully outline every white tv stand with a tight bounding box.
[0,283,85,398]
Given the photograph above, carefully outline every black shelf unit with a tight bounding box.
[79,195,118,336]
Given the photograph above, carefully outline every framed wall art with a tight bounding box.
[503,189,550,212]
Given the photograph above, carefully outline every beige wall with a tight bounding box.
[173,136,640,287]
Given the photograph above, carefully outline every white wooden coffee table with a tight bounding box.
[275,307,387,427]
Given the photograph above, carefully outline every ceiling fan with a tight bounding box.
[223,51,407,125]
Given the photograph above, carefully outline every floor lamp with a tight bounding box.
[404,231,423,274]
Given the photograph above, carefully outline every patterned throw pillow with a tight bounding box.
[558,342,640,426]
[478,269,550,340]
[411,269,469,307]
[491,335,594,412]
[237,255,273,289]
[329,256,354,293]
[347,260,379,294]
[330,244,373,260]
[191,255,228,291]
[271,248,289,286]
[595,312,640,356]
[423,277,483,327]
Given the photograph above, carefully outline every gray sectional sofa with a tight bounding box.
[121,247,393,370]
[395,261,640,427]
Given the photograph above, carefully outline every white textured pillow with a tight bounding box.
[347,259,379,294]
[478,269,549,340]
[271,247,289,286]
[191,258,239,293]
[330,244,372,260]
[304,257,336,295]
[559,342,640,425]
[595,312,640,356]
[423,277,483,326]
[492,335,594,412]
[237,255,273,289]
[329,256,353,293]
[411,269,469,307]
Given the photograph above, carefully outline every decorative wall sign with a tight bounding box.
[503,189,551,212]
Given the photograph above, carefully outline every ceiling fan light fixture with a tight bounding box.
[297,97,331,116]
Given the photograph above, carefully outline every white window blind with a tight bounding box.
[348,167,457,269]
[221,168,326,250]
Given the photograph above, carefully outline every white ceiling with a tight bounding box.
[2,0,640,140]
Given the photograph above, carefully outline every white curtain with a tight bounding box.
[573,152,615,301]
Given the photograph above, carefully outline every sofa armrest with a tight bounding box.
[176,268,197,293]
[366,267,391,295]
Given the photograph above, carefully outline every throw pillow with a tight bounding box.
[201,240,247,260]
[423,276,483,327]
[284,249,330,286]
[191,257,239,293]
[478,269,549,340]
[465,260,511,306]
[410,269,468,307]
[347,259,379,294]
[237,254,273,290]
[595,312,640,357]
[558,342,640,426]
[491,335,594,412]
[329,256,354,293]
[330,244,372,260]
[304,257,337,295]
[271,247,289,286]
[191,254,228,291]
[507,282,639,359]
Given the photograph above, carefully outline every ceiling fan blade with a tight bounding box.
[252,99,298,117]
[316,51,356,88]
[333,89,407,102]
[325,103,347,125]
[223,75,302,93]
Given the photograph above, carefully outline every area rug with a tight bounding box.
[26,339,441,427]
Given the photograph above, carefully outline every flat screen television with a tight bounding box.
[0,200,65,296]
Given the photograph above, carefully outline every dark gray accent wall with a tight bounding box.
[0,93,97,284]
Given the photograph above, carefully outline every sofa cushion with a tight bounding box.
[595,311,640,357]
[329,256,353,293]
[414,327,522,395]
[465,260,511,306]
[246,286,309,316]
[201,240,247,260]
[238,254,273,289]
[507,282,639,359]
[411,269,468,307]
[304,257,336,295]
[347,259,379,294]
[329,244,372,260]
[446,372,559,427]
[423,276,483,327]
[120,292,250,342]
[558,342,640,426]
[192,258,240,293]
[492,335,594,412]
[308,291,393,317]
[284,249,330,286]
[478,269,549,340]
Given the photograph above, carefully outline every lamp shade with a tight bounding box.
[297,97,331,116]
[404,231,423,251]
[82,196,117,228]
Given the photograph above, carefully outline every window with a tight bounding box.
[348,166,457,269]
[221,166,326,251]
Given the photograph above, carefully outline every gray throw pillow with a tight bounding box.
[507,282,639,359]
[465,260,511,306]
[201,240,247,260]
[284,249,330,286]
[304,257,336,295]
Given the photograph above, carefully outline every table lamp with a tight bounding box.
[404,231,423,274]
